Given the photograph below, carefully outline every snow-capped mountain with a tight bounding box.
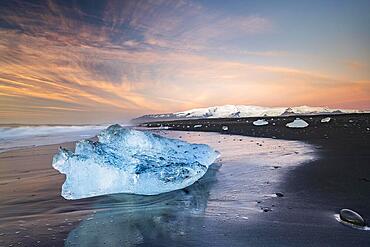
[132,105,366,123]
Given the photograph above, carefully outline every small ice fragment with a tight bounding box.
[194,124,202,128]
[286,118,309,128]
[321,117,331,123]
[253,119,268,126]
[52,125,220,199]
[222,126,229,131]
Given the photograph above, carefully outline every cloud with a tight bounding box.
[0,0,368,123]
[345,60,367,70]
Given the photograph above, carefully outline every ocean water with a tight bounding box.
[0,125,108,153]
[0,129,317,246]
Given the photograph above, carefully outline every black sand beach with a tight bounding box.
[1,0,369,246]
[139,113,370,245]
[0,114,369,246]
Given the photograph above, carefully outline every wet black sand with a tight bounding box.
[139,113,370,246]
[0,114,369,246]
[0,132,318,247]
[139,113,370,142]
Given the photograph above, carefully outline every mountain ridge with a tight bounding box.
[132,105,367,123]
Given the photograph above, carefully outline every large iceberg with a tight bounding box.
[52,124,220,199]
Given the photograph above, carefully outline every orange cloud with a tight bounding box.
[345,60,367,70]
[0,0,369,124]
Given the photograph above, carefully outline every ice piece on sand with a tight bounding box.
[253,119,269,126]
[222,126,229,131]
[158,125,170,129]
[52,124,220,199]
[321,117,331,123]
[286,118,309,128]
[194,124,202,128]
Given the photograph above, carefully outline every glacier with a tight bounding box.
[132,104,367,123]
[52,124,220,199]
[175,105,364,118]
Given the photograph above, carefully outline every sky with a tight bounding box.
[0,0,369,124]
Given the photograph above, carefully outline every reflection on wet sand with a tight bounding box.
[0,131,317,246]
[65,164,221,246]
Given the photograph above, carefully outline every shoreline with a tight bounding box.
[0,131,317,246]
[1,119,370,246]
[138,113,370,142]
[139,114,370,245]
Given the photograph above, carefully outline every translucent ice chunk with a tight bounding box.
[321,117,331,123]
[286,118,309,128]
[52,124,220,199]
[253,119,268,126]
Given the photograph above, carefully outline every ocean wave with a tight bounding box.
[0,125,110,152]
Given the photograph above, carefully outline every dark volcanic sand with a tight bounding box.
[0,131,319,247]
[140,113,370,245]
[140,113,370,142]
[0,114,369,246]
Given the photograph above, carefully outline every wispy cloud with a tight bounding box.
[345,60,367,70]
[0,0,368,123]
